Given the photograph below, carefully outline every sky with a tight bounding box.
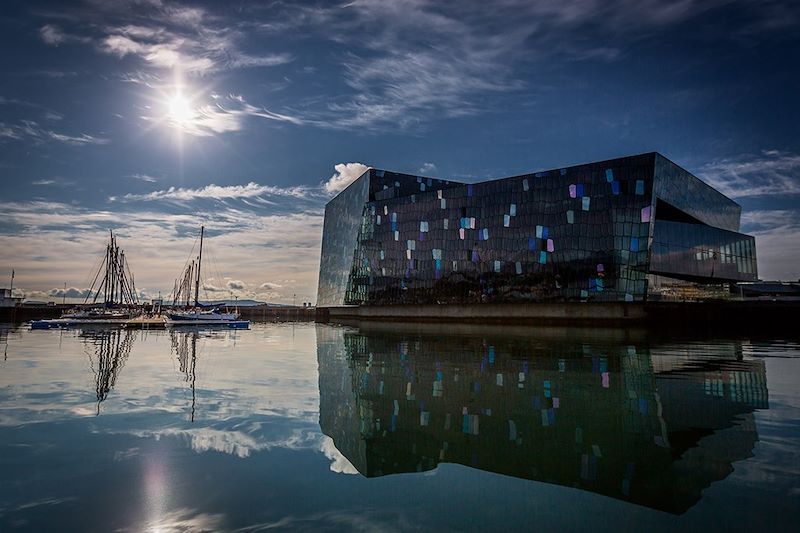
[1,0,799,304]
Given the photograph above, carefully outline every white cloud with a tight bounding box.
[202,283,225,293]
[40,7,293,76]
[31,177,75,187]
[319,435,358,475]
[227,52,295,69]
[0,120,108,145]
[277,0,796,129]
[226,280,246,290]
[698,150,800,198]
[117,181,314,202]
[142,93,302,137]
[39,24,66,45]
[0,200,324,305]
[740,209,800,281]
[418,162,437,174]
[46,131,110,145]
[129,173,158,183]
[125,426,320,459]
[741,209,797,229]
[103,34,215,73]
[48,287,95,299]
[323,163,369,195]
[39,24,90,46]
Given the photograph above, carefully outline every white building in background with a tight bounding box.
[0,288,23,307]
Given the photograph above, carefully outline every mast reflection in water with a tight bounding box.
[317,324,769,515]
[83,328,135,415]
[170,330,199,422]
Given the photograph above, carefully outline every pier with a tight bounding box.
[1,303,316,325]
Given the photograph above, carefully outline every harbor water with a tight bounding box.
[0,322,798,531]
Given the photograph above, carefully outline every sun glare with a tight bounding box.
[167,93,194,124]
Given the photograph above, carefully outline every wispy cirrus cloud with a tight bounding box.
[38,2,293,75]
[741,209,798,230]
[738,208,800,281]
[128,173,158,183]
[278,0,798,129]
[144,93,302,137]
[0,120,108,145]
[698,150,800,198]
[31,177,75,187]
[39,23,91,46]
[115,181,315,203]
[0,97,69,123]
[117,159,362,204]
[29,0,800,134]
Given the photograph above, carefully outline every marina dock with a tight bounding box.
[30,316,167,329]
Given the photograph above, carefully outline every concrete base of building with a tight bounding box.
[317,300,800,333]
[321,302,645,324]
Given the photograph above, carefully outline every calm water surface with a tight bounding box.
[0,322,798,532]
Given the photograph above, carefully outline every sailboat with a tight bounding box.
[165,226,249,328]
[32,231,141,328]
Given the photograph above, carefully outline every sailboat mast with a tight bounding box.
[109,231,117,306]
[194,226,204,307]
[104,238,111,304]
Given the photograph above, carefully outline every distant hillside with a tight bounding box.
[200,299,298,308]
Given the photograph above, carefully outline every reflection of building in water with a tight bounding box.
[1,326,8,361]
[317,326,768,514]
[170,331,199,422]
[83,329,136,414]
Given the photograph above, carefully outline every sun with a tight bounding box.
[167,92,194,124]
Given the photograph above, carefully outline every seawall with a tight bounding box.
[317,300,799,333]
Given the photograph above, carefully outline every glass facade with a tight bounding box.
[316,173,370,307]
[317,153,758,306]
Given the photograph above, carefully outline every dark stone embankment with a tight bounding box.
[316,300,800,335]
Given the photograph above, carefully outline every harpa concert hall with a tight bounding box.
[316,153,757,309]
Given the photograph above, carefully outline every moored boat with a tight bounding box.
[166,226,250,329]
[31,231,143,329]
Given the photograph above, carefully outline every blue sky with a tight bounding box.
[1,0,798,303]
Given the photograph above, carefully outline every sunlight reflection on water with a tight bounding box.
[0,322,798,531]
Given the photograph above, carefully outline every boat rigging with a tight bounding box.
[167,226,249,328]
[85,230,139,307]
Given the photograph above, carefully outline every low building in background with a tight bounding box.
[0,288,24,308]
[316,153,757,307]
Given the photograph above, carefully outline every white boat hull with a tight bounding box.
[164,318,249,328]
